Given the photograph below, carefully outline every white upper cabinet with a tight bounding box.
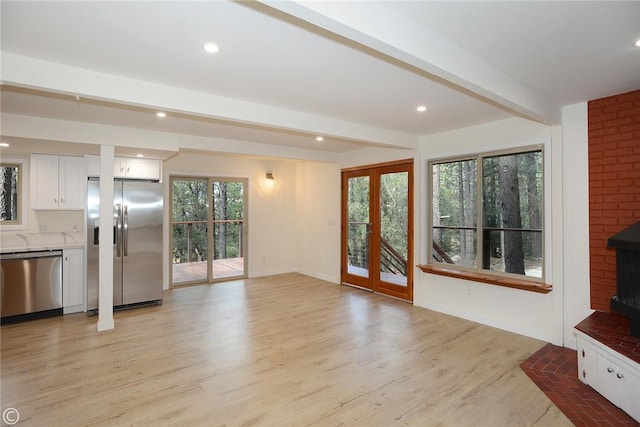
[31,154,85,210]
[87,155,161,181]
[114,157,160,180]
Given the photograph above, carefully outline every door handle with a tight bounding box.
[116,204,122,258]
[123,205,129,257]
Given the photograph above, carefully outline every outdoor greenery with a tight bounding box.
[347,172,409,277]
[347,176,369,270]
[432,149,543,277]
[0,164,19,222]
[171,178,244,266]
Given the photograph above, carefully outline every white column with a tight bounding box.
[97,145,115,331]
[562,102,593,349]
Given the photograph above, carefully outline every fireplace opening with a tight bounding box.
[607,221,640,338]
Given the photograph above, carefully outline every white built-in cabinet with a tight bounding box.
[576,330,640,422]
[30,154,85,210]
[87,155,161,180]
[63,248,84,314]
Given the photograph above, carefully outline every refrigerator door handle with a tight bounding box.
[116,204,122,258]
[123,205,129,257]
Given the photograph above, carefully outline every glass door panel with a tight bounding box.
[379,171,408,287]
[342,172,372,289]
[212,180,246,280]
[171,178,209,284]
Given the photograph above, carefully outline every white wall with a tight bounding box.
[295,161,341,283]
[561,102,593,349]
[417,117,561,343]
[163,152,298,289]
[340,146,416,169]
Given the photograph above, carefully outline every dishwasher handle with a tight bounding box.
[0,250,63,260]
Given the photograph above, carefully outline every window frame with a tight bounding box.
[0,156,29,230]
[425,144,550,292]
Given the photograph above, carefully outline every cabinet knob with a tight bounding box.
[61,198,64,204]
[54,198,57,203]
[617,373,624,379]
[607,367,615,373]
[582,369,586,379]
[582,349,585,358]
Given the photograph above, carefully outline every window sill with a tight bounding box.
[417,264,552,294]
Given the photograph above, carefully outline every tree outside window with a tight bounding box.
[0,163,21,224]
[430,147,543,279]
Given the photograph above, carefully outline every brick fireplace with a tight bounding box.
[588,89,640,312]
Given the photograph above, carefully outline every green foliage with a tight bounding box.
[432,149,543,276]
[346,172,409,275]
[171,178,244,265]
[347,176,369,268]
[0,165,19,222]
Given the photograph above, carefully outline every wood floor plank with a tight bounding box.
[1,273,570,426]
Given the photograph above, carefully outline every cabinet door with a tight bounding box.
[31,154,60,209]
[577,337,599,388]
[597,353,620,407]
[59,156,85,209]
[124,158,160,180]
[113,157,127,178]
[63,248,84,312]
[86,155,100,177]
[618,364,640,422]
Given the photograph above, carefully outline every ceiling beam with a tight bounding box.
[1,53,418,150]
[1,113,343,163]
[259,1,561,125]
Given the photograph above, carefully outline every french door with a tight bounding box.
[341,159,413,301]
[170,176,247,286]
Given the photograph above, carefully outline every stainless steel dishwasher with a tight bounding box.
[1,250,63,323]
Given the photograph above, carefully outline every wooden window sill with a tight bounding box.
[417,264,552,294]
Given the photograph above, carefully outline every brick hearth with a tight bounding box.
[522,311,640,426]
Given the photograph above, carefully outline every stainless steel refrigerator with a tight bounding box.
[86,179,163,313]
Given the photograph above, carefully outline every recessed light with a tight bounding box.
[203,42,220,54]
[416,105,427,112]
[156,112,167,118]
[136,154,144,158]
[635,39,640,47]
[0,142,9,147]
[316,136,324,142]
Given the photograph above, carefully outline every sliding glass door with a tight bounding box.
[171,177,247,285]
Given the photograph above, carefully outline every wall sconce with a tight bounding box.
[266,172,275,181]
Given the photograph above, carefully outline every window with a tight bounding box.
[429,147,544,282]
[0,161,24,226]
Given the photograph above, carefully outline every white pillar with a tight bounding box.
[562,102,593,349]
[97,145,115,331]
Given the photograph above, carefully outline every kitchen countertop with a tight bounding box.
[0,232,85,253]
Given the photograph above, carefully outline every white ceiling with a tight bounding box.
[1,1,639,159]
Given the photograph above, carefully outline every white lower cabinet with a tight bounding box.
[576,330,640,422]
[63,248,84,313]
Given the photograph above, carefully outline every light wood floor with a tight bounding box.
[1,273,570,426]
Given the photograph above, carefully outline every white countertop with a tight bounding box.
[0,232,85,253]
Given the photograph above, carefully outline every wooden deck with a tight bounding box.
[172,257,244,284]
